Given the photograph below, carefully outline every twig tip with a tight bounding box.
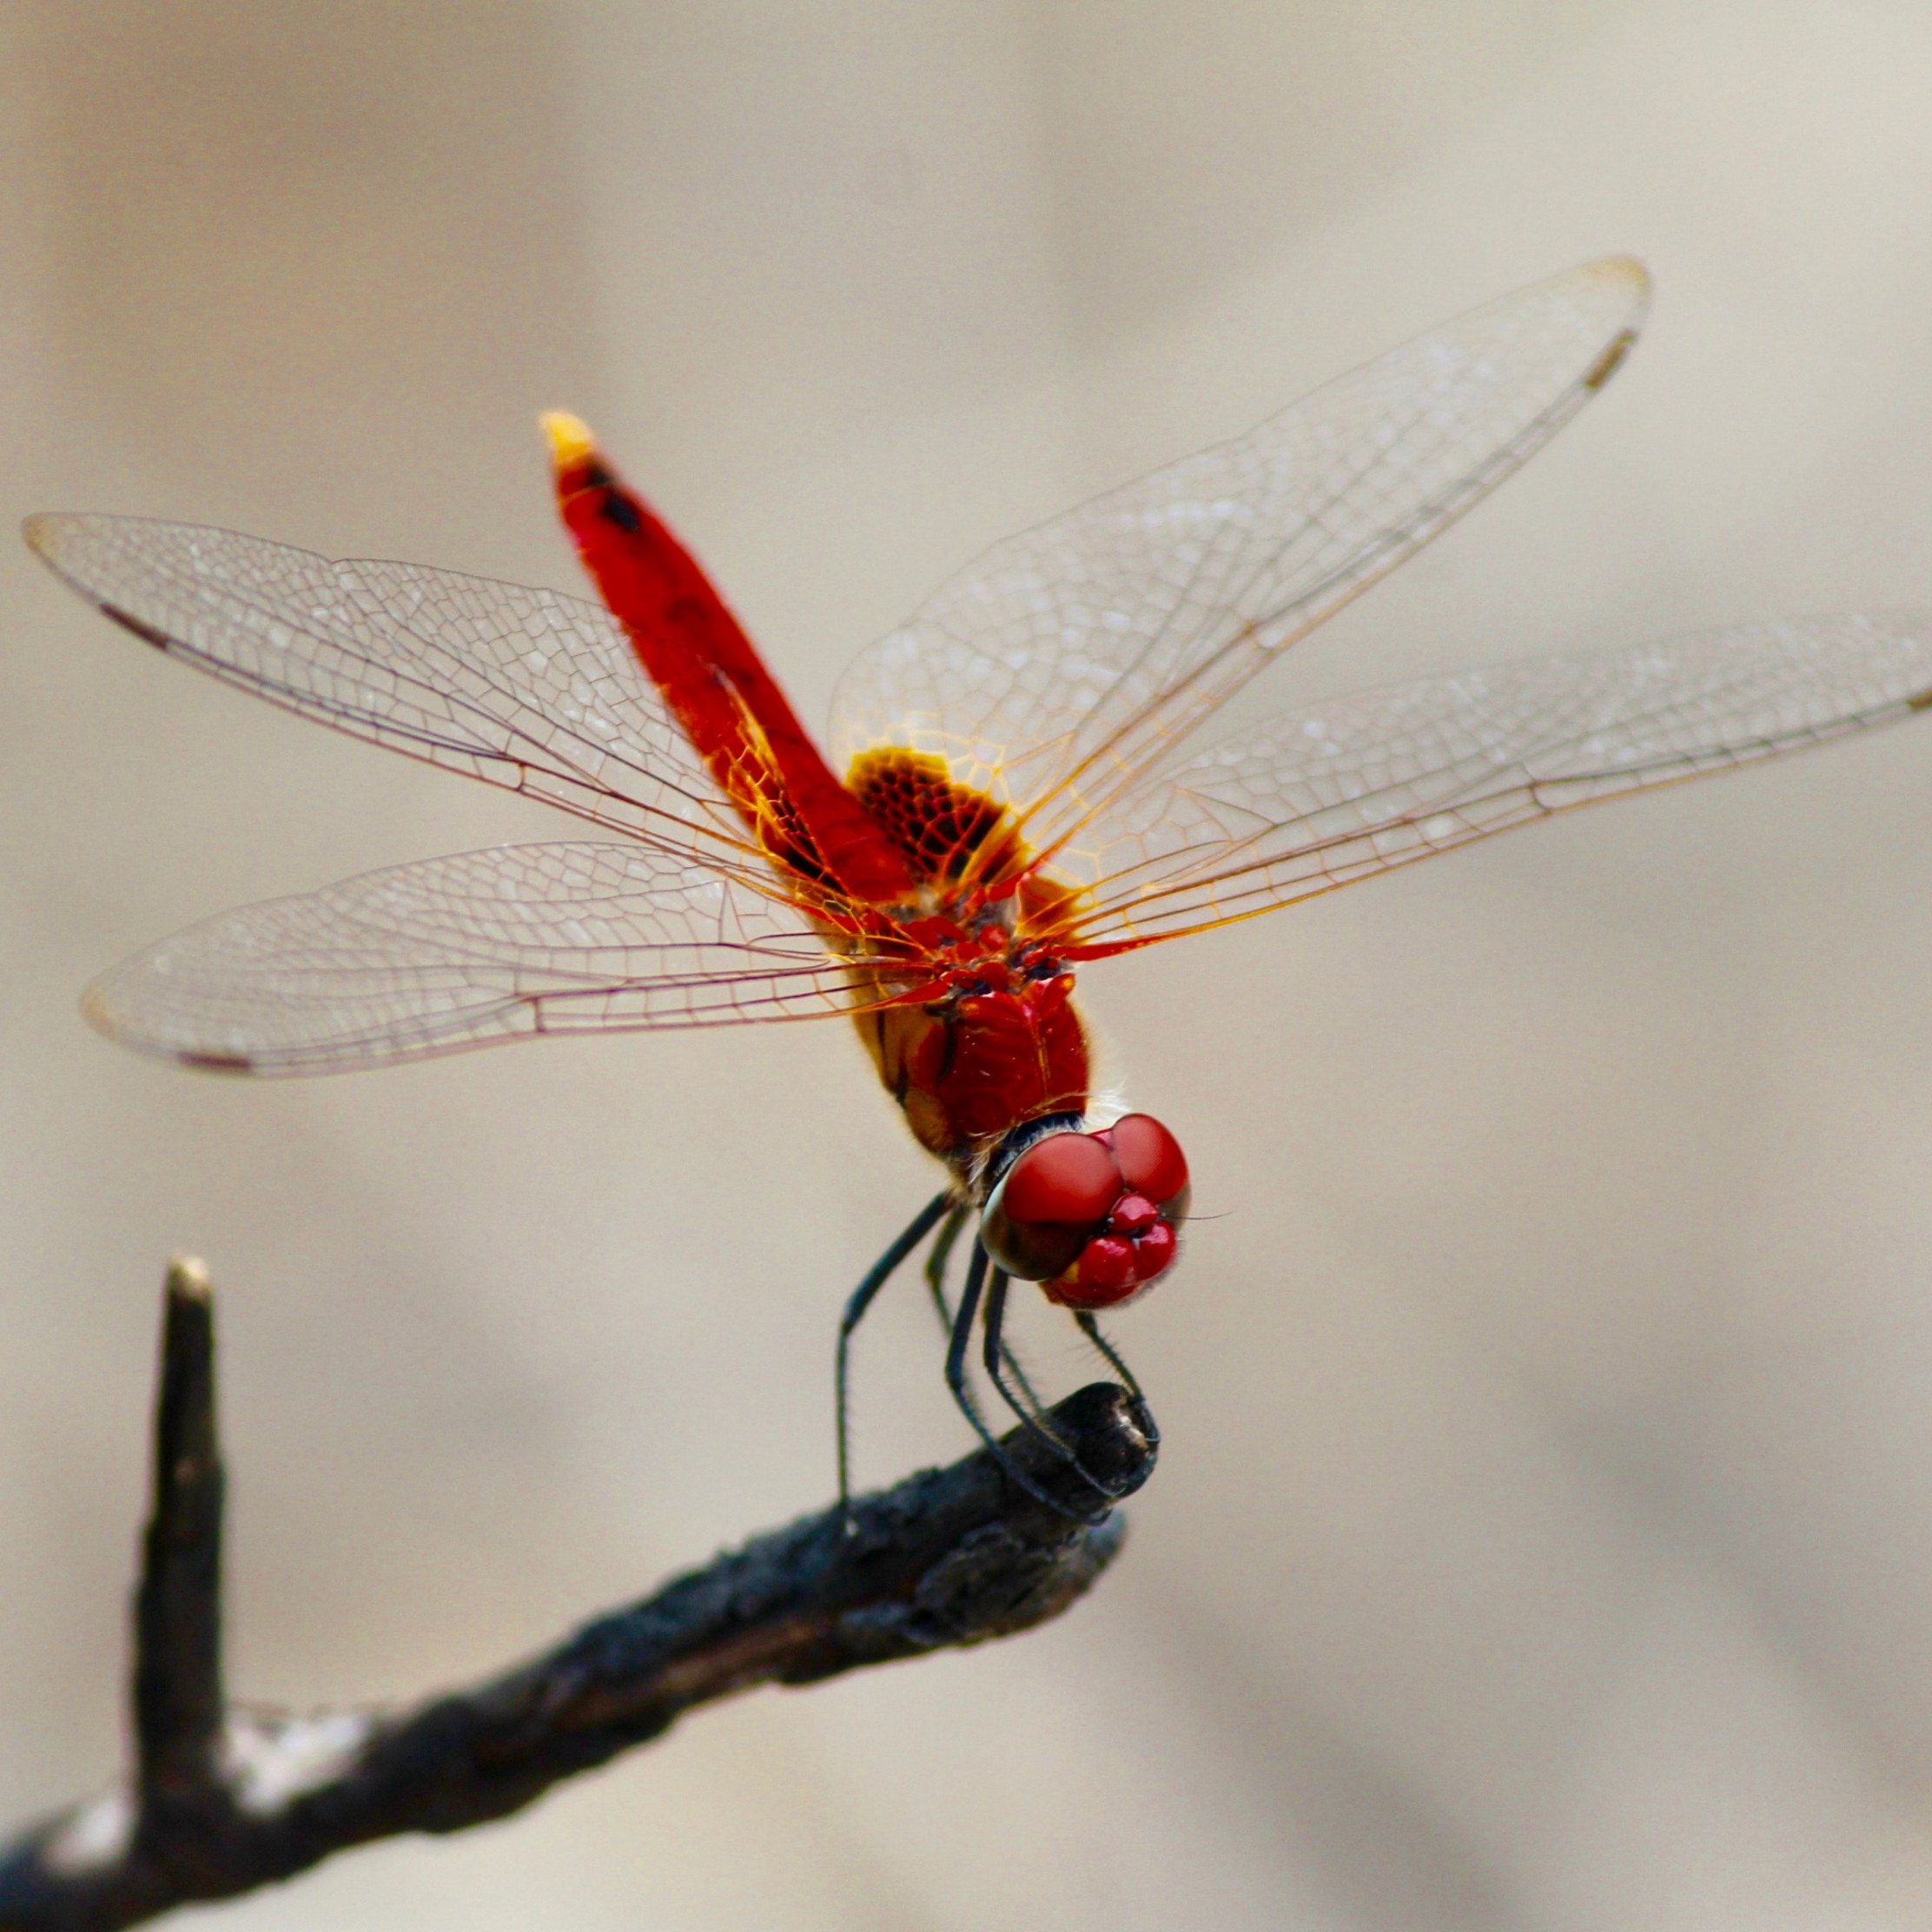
[165,1255,212,1304]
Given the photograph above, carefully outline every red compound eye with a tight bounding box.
[998,1132,1120,1227]
[981,1130,1121,1282]
[1109,1113,1188,1206]
[983,1117,1194,1302]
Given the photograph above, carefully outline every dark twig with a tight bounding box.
[0,1261,1155,1932]
[132,1262,225,1819]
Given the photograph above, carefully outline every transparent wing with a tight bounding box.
[829,258,1650,860]
[1051,614,1932,949]
[25,514,762,877]
[85,843,857,1075]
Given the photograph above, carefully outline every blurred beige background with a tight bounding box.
[6,2,1932,1926]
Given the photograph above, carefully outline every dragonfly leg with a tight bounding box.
[945,1242,1113,1524]
[928,1212,1055,1426]
[922,1205,971,1336]
[981,1267,1078,1459]
[1073,1310,1161,1454]
[837,1189,952,1518]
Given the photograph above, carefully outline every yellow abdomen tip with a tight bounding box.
[539,410,599,466]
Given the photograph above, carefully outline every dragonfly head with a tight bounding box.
[980,1114,1191,1310]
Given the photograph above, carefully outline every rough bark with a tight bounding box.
[0,1260,1155,1931]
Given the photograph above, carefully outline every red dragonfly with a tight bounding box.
[28,257,1932,1513]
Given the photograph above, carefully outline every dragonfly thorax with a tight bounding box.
[848,925,1091,1172]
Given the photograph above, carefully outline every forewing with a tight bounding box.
[830,258,1650,855]
[1056,614,1932,947]
[84,843,856,1075]
[24,515,758,873]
